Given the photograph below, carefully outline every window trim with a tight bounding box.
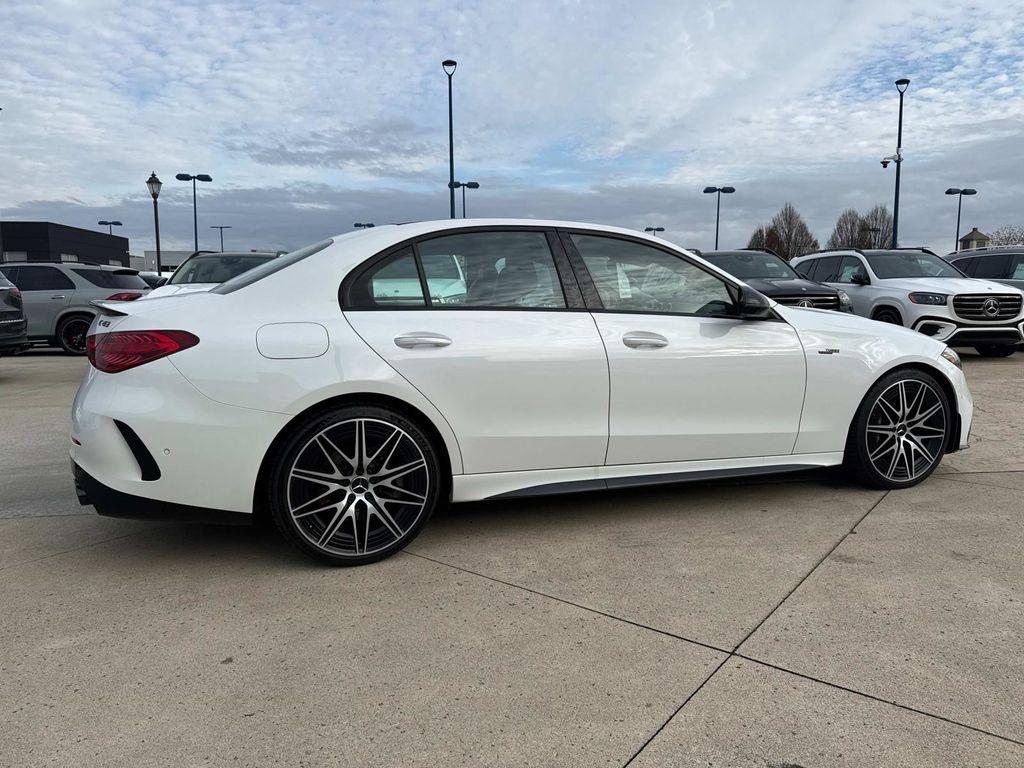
[340,225,585,312]
[557,228,750,320]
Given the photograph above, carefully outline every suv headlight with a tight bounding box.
[909,292,948,305]
[940,347,962,369]
[836,289,853,309]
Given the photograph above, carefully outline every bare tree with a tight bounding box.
[989,225,1024,246]
[826,209,863,250]
[748,204,818,260]
[860,205,893,249]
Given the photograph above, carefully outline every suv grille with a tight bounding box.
[775,295,840,311]
[952,294,1022,321]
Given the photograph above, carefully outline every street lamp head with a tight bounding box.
[702,186,717,194]
[195,174,213,183]
[945,188,960,195]
[644,226,665,233]
[466,181,480,189]
[442,59,457,76]
[895,77,910,93]
[962,188,977,196]
[110,221,122,226]
[448,180,461,189]
[146,172,162,199]
[721,186,736,194]
[175,173,193,181]
[98,220,110,226]
[210,225,232,229]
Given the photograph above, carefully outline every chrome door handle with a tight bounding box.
[51,295,67,300]
[394,332,452,349]
[622,331,669,349]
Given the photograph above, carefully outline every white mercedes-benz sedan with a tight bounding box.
[72,219,972,565]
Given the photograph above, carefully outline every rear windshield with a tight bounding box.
[71,268,149,289]
[170,253,277,285]
[213,240,334,294]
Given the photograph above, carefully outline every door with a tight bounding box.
[342,230,609,474]
[564,232,806,465]
[0,265,75,337]
[820,255,874,316]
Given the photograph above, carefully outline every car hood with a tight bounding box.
[775,302,944,353]
[877,277,1024,295]
[138,283,219,300]
[742,277,836,296]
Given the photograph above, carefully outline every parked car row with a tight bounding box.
[72,219,972,567]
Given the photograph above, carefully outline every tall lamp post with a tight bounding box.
[883,78,910,248]
[644,226,665,237]
[702,186,735,249]
[210,225,232,251]
[175,172,213,252]
[146,173,163,274]
[944,187,977,253]
[97,220,123,235]
[449,181,480,218]
[443,59,458,219]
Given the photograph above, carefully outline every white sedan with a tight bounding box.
[72,219,972,565]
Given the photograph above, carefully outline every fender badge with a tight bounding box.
[818,348,840,355]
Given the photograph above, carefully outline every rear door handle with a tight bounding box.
[51,295,67,300]
[394,332,452,349]
[622,331,669,349]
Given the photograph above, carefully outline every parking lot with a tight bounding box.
[1,350,1022,766]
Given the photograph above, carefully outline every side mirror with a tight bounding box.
[850,272,870,286]
[156,277,168,287]
[737,287,774,320]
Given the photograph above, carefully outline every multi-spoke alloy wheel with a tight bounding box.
[58,316,91,355]
[270,406,441,565]
[847,370,950,489]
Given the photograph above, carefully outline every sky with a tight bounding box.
[2,0,1023,256]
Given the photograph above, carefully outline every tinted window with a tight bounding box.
[418,231,565,308]
[170,254,275,285]
[214,240,332,294]
[0,272,13,288]
[71,268,148,289]
[811,256,840,281]
[11,266,75,291]
[951,257,976,276]
[571,234,734,316]
[0,266,18,285]
[866,251,963,278]
[969,254,1010,279]
[348,248,426,308]
[704,251,799,280]
[834,256,868,284]
[1009,255,1024,280]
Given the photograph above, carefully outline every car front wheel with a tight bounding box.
[269,405,442,565]
[846,369,951,489]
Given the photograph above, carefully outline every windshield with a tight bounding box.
[213,239,333,294]
[705,251,799,280]
[170,254,276,285]
[866,251,965,279]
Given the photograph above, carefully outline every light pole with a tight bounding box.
[883,78,910,248]
[175,172,213,251]
[353,222,375,229]
[945,187,977,252]
[146,172,163,274]
[448,181,480,218]
[702,186,735,249]
[210,225,232,251]
[443,59,457,219]
[97,220,123,236]
[644,226,665,237]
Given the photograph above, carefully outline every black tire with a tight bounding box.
[269,404,442,566]
[56,314,92,355]
[974,344,1016,358]
[872,307,903,326]
[845,368,951,489]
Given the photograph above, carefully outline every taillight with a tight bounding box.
[106,292,143,301]
[87,330,199,373]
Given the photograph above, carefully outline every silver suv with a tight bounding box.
[0,261,150,354]
[946,246,1024,292]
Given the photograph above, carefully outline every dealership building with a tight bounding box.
[0,222,130,267]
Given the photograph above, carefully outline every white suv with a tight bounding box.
[792,248,1024,357]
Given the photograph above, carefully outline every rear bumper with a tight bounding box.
[73,462,250,525]
[0,318,28,350]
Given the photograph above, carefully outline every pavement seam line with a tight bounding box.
[734,653,1024,748]
[0,526,171,573]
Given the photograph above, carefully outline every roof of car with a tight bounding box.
[1,260,137,272]
[947,246,1024,258]
[795,247,938,260]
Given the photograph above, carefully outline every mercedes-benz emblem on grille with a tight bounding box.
[982,298,1000,317]
[797,299,814,308]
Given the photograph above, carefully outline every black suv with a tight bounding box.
[0,272,29,356]
[700,249,853,312]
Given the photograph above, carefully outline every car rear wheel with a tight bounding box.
[846,369,950,489]
[56,315,92,355]
[974,344,1016,357]
[269,405,442,565]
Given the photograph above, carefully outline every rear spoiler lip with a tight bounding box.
[89,300,130,317]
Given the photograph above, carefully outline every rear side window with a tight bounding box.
[813,257,841,282]
[347,248,426,308]
[71,269,148,289]
[970,255,1010,279]
[10,266,75,291]
[213,239,333,294]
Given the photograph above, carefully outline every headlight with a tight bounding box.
[836,289,852,307]
[940,347,962,369]
[909,292,948,305]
